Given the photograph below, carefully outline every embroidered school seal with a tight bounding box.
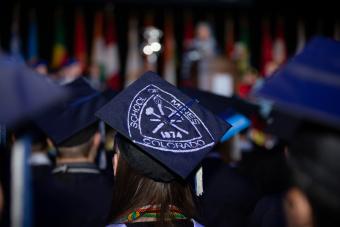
[127,84,215,153]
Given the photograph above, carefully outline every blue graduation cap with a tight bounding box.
[254,36,340,130]
[0,53,68,126]
[219,110,251,142]
[36,77,116,146]
[96,71,231,180]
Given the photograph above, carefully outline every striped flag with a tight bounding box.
[74,9,87,72]
[163,13,177,85]
[125,16,143,86]
[27,10,38,64]
[51,10,68,69]
[105,12,121,90]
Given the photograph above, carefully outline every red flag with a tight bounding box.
[74,9,87,71]
[260,19,273,76]
[225,17,234,60]
[183,12,194,50]
[105,12,121,91]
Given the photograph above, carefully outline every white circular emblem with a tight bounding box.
[127,85,215,153]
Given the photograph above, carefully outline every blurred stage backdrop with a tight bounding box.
[0,0,339,95]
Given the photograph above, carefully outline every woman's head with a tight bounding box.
[110,134,197,224]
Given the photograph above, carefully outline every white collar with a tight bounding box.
[29,152,51,166]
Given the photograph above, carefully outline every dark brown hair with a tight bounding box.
[110,150,198,227]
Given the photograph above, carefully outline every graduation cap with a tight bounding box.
[96,71,231,181]
[180,87,260,118]
[254,37,340,137]
[36,77,116,146]
[179,88,252,142]
[0,53,68,126]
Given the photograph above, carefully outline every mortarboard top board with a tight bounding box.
[180,88,252,142]
[36,77,115,146]
[254,36,340,131]
[0,53,68,126]
[180,87,260,118]
[96,71,231,180]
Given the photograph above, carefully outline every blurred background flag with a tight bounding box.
[235,16,251,74]
[91,11,106,83]
[10,5,22,59]
[272,18,287,65]
[125,16,143,86]
[295,19,306,54]
[105,9,121,90]
[27,9,38,64]
[51,9,68,69]
[334,21,340,41]
[225,16,235,60]
[260,19,273,76]
[183,12,194,51]
[74,8,87,72]
[163,13,177,85]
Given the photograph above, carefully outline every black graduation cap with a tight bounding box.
[36,77,116,146]
[0,53,68,126]
[96,71,231,180]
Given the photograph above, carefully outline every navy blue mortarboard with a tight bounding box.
[180,87,260,118]
[0,54,68,126]
[36,77,116,146]
[180,88,252,142]
[96,71,231,180]
[254,37,340,131]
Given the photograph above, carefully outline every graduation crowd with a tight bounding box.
[1,36,340,227]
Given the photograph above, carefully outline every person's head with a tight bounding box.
[95,72,231,225]
[196,22,212,41]
[284,123,340,227]
[110,134,197,225]
[12,123,49,153]
[56,124,101,162]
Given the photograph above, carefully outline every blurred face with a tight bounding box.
[284,187,314,227]
[35,65,48,75]
[196,24,211,41]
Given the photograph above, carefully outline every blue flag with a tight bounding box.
[27,11,38,63]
